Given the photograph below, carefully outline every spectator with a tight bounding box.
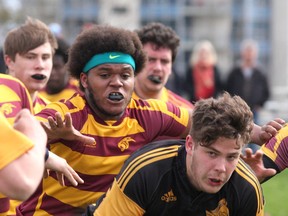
[184,40,223,103]
[225,39,270,152]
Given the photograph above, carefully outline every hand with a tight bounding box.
[40,112,95,145]
[44,151,84,186]
[260,118,285,143]
[241,148,276,183]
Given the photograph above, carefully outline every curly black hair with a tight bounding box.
[68,25,146,80]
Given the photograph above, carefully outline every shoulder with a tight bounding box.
[232,159,263,200]
[129,97,174,112]
[227,159,264,214]
[0,74,27,89]
[117,140,184,188]
[165,88,194,109]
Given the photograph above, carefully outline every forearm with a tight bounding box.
[250,123,262,145]
[0,145,45,200]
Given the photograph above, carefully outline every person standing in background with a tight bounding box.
[184,40,223,103]
[225,39,270,152]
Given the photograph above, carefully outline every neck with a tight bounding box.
[30,91,38,103]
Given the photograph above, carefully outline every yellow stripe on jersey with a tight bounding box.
[50,143,130,175]
[36,95,86,123]
[118,145,180,189]
[82,114,145,136]
[236,160,264,215]
[261,147,277,162]
[261,125,288,161]
[129,99,189,127]
[94,179,145,216]
[0,85,22,102]
[43,177,104,208]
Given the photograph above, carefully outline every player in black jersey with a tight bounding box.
[90,92,264,216]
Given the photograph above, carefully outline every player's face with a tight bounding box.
[80,63,135,120]
[185,135,241,194]
[46,55,69,94]
[6,42,53,94]
[135,42,172,98]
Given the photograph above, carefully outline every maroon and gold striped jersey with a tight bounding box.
[132,87,194,110]
[0,74,33,124]
[0,74,33,214]
[39,78,81,102]
[33,94,50,115]
[261,123,288,172]
[17,94,189,215]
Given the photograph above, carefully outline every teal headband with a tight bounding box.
[83,52,136,73]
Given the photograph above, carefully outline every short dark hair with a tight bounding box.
[136,22,180,62]
[68,25,146,80]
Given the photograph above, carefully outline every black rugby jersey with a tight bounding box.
[95,140,264,216]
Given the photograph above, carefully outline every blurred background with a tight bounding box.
[0,0,288,123]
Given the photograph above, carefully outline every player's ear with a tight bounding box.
[80,72,88,88]
[185,135,194,154]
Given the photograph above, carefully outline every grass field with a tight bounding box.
[262,171,288,216]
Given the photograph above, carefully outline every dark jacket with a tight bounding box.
[225,66,270,110]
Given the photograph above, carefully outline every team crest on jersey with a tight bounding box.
[0,103,16,115]
[161,189,177,202]
[206,198,229,216]
[118,137,135,152]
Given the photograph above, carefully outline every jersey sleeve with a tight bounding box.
[94,179,145,216]
[261,124,288,172]
[0,113,34,170]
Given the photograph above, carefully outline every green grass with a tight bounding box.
[262,171,288,216]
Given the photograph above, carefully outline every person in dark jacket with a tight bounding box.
[225,39,270,152]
